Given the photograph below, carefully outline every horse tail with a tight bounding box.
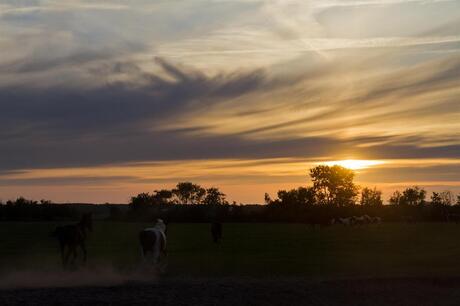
[153,230,162,263]
[139,230,147,260]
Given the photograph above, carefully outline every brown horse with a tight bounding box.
[52,213,93,268]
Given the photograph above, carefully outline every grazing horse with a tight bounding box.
[371,216,382,224]
[52,213,93,268]
[334,217,353,226]
[363,215,372,224]
[351,215,373,226]
[211,222,222,243]
[139,219,167,266]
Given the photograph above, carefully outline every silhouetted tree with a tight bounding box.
[457,195,460,206]
[264,193,272,205]
[13,197,38,206]
[361,187,383,206]
[431,192,442,205]
[129,192,153,210]
[172,182,206,204]
[310,165,358,206]
[389,190,403,205]
[429,190,454,206]
[273,187,316,206]
[203,187,228,205]
[390,187,426,205]
[296,187,316,205]
[439,190,454,206]
[277,189,299,206]
[152,189,173,205]
[0,197,75,221]
[402,186,426,205]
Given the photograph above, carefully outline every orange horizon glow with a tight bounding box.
[1,158,459,203]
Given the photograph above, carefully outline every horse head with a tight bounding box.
[155,219,167,234]
[81,213,93,232]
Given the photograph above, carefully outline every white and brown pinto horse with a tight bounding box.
[139,219,167,267]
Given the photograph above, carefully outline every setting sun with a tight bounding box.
[2,1,460,303]
[323,159,385,170]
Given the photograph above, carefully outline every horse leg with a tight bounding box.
[59,242,66,267]
[63,246,73,268]
[80,242,87,263]
[159,250,168,273]
[160,236,167,259]
[68,245,77,267]
[73,247,78,264]
[153,244,160,265]
[140,245,146,262]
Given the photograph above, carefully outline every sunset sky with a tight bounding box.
[0,0,459,203]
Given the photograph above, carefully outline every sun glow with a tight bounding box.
[323,159,385,170]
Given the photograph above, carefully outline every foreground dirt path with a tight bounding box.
[2,277,460,306]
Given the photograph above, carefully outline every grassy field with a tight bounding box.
[1,222,460,279]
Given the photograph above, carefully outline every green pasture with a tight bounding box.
[1,222,460,279]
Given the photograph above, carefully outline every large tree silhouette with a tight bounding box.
[172,182,206,204]
[389,186,426,205]
[361,187,383,206]
[275,187,316,206]
[203,187,228,205]
[309,165,358,206]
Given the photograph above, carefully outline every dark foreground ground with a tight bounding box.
[2,277,460,306]
[3,222,460,305]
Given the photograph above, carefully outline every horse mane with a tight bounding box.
[154,219,166,234]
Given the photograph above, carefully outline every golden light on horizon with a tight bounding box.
[323,159,385,170]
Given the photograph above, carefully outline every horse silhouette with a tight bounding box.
[139,219,167,267]
[211,221,222,243]
[52,213,93,268]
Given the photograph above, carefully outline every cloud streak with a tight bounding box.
[0,0,458,202]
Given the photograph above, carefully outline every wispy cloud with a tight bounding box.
[0,0,458,202]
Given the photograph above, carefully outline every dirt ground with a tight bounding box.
[2,277,460,306]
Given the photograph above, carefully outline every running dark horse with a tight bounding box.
[52,213,93,268]
[211,221,222,243]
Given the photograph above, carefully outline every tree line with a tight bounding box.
[122,165,460,223]
[265,165,460,207]
[1,165,460,222]
[0,197,78,221]
[129,182,229,210]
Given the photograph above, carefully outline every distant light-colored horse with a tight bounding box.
[139,219,167,267]
[353,215,379,226]
[371,216,382,224]
[351,215,369,226]
[332,217,353,226]
[364,215,373,223]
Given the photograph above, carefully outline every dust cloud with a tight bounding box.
[0,265,159,289]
